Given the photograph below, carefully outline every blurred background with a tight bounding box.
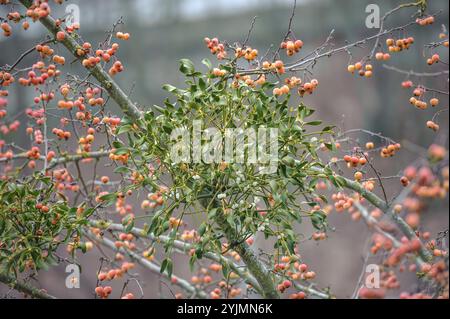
[1,0,448,299]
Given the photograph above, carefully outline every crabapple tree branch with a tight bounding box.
[0,273,56,299]
[18,0,143,120]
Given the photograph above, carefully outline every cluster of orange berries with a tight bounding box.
[52,128,71,140]
[95,286,113,299]
[358,287,386,299]
[386,238,422,267]
[109,149,129,164]
[380,143,401,158]
[262,60,285,75]
[0,149,13,161]
[102,117,122,132]
[141,191,166,210]
[347,62,373,78]
[332,192,354,212]
[36,44,54,58]
[298,79,319,97]
[274,257,317,285]
[51,168,79,192]
[379,270,400,290]
[115,192,133,216]
[78,128,96,149]
[52,55,65,65]
[35,203,50,213]
[272,77,316,97]
[188,267,244,299]
[6,11,20,23]
[97,263,136,283]
[371,233,394,255]
[95,43,120,63]
[209,263,223,273]
[64,21,80,34]
[409,97,426,110]
[232,74,266,88]
[33,128,43,144]
[82,56,101,68]
[400,292,432,299]
[191,273,213,286]
[405,164,449,199]
[212,68,227,77]
[85,87,105,107]
[284,76,302,88]
[75,42,92,57]
[180,229,199,242]
[57,99,75,110]
[19,63,60,87]
[25,1,51,21]
[18,70,46,87]
[421,260,448,292]
[26,146,41,160]
[0,71,14,87]
[312,232,327,241]
[204,37,227,60]
[114,234,137,251]
[25,107,46,125]
[130,171,145,185]
[416,16,435,26]
[427,240,448,258]
[236,47,259,62]
[1,22,11,36]
[109,61,124,76]
[375,52,391,61]
[0,120,19,136]
[426,53,440,65]
[116,31,131,40]
[273,85,290,97]
[408,88,439,110]
[76,109,95,122]
[221,243,242,262]
[386,37,414,52]
[280,39,304,56]
[169,217,183,229]
[426,120,440,132]
[343,154,368,168]
[438,32,449,47]
[209,282,242,299]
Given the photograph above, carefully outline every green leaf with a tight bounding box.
[116,124,133,135]
[201,58,212,70]
[114,166,130,174]
[179,59,195,75]
[162,84,178,93]
[160,258,169,274]
[305,121,322,126]
[99,193,117,202]
[198,223,207,237]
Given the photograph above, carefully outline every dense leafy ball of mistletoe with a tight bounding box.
[0,174,89,275]
[113,58,335,262]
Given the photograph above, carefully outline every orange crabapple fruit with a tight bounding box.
[430,98,439,107]
[204,37,227,60]
[116,31,131,40]
[56,31,65,41]
[427,121,440,132]
[365,142,375,150]
[402,80,413,89]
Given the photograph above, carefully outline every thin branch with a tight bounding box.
[0,273,56,299]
